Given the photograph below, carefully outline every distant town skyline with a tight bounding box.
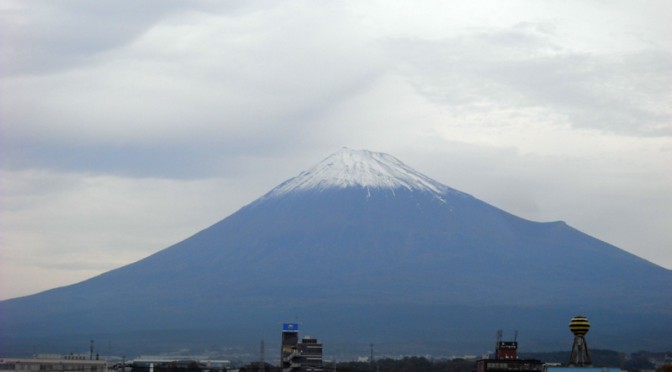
[1,0,671,300]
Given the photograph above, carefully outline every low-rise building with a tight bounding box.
[0,356,107,372]
[475,338,543,372]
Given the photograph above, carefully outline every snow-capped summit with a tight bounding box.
[267,148,449,197]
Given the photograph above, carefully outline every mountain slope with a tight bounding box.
[1,148,670,356]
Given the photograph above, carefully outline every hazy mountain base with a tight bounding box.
[3,303,670,357]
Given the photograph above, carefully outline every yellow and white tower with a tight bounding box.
[568,315,592,366]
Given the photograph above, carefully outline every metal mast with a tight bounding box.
[260,339,265,372]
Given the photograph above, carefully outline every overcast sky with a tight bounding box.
[1,0,671,300]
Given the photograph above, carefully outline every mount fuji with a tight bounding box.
[1,148,671,357]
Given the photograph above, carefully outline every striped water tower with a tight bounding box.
[568,315,592,366]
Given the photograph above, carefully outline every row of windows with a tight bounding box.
[0,364,102,372]
[486,362,542,371]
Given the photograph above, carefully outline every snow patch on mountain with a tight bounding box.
[266,148,452,198]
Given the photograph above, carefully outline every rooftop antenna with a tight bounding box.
[514,330,518,342]
[90,340,94,360]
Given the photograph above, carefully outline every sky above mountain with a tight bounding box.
[1,1,671,300]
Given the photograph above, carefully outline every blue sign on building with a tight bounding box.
[283,323,299,332]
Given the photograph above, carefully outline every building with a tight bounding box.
[475,335,543,372]
[0,355,107,372]
[297,337,322,372]
[280,323,323,372]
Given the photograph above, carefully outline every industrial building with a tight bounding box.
[475,333,543,372]
[0,355,107,372]
[280,323,323,372]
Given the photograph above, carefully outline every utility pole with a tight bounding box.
[370,344,374,372]
[260,339,265,372]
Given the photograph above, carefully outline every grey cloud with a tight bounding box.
[10,255,117,272]
[387,26,672,137]
[1,2,384,177]
[489,52,672,136]
[1,131,333,179]
[0,1,250,76]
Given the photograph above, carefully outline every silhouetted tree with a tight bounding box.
[238,362,279,372]
[656,364,672,372]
